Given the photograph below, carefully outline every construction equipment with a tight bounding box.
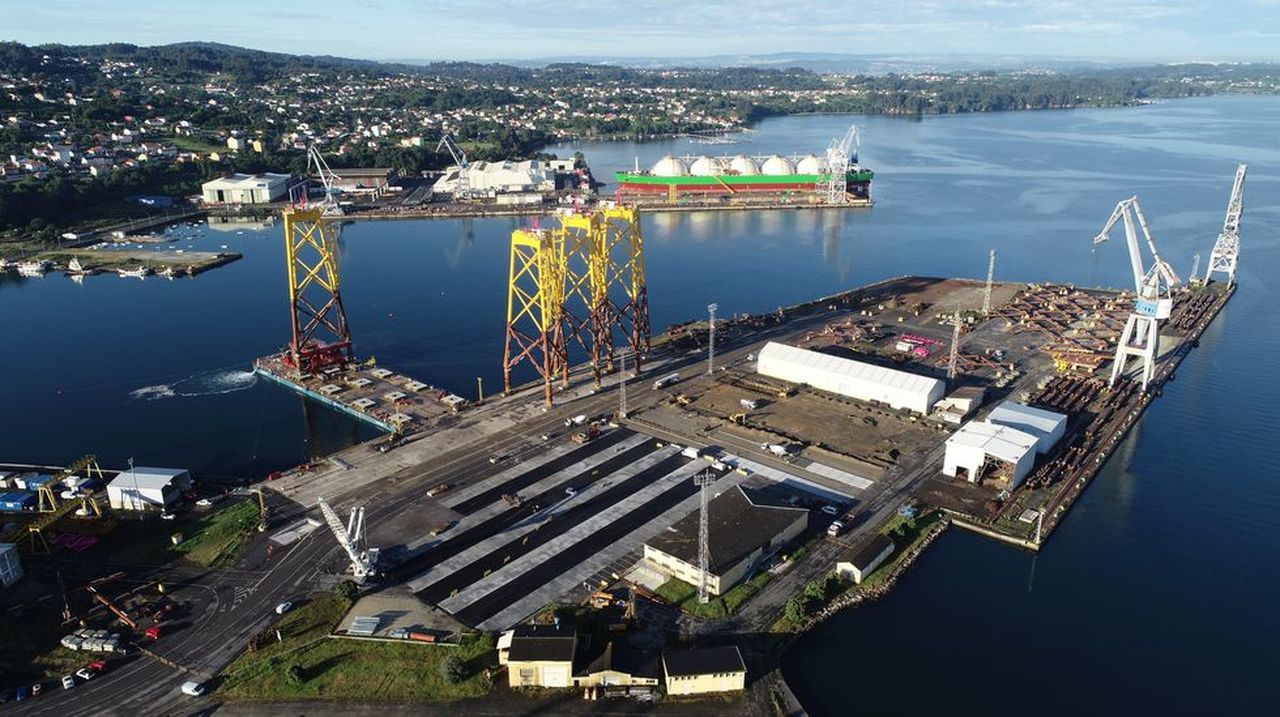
[1205,163,1247,285]
[317,498,378,582]
[819,124,860,204]
[1092,196,1182,388]
[305,145,344,216]
[436,133,473,201]
[728,412,748,425]
[282,207,353,374]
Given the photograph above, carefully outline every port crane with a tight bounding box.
[318,498,378,582]
[436,133,473,201]
[1092,196,1181,388]
[1205,163,1247,285]
[305,145,344,216]
[821,124,860,205]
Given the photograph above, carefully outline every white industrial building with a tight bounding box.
[431,160,556,197]
[756,342,945,415]
[201,173,292,204]
[943,421,1039,488]
[106,467,192,511]
[0,543,22,588]
[985,401,1067,454]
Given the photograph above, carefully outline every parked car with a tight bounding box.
[160,512,176,521]
[30,682,41,697]
[274,601,293,615]
[180,681,206,697]
[564,486,578,497]
[196,498,213,507]
[61,675,75,690]
[821,505,839,516]
[74,668,95,681]
[88,660,107,673]
[827,520,844,538]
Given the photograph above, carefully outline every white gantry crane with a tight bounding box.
[1093,196,1182,389]
[318,498,378,582]
[436,133,472,201]
[1205,163,1248,285]
[306,145,344,216]
[821,124,860,205]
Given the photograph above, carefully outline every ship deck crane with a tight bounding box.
[1092,196,1182,388]
[318,498,377,582]
[1205,163,1247,285]
[820,124,860,205]
[436,133,472,201]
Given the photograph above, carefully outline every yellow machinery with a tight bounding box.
[17,455,106,554]
[282,207,352,374]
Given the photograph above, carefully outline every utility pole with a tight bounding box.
[982,249,996,315]
[706,303,718,376]
[947,311,961,381]
[695,469,715,604]
[476,376,484,403]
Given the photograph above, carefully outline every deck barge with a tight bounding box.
[252,353,469,435]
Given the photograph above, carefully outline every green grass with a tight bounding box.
[170,135,225,153]
[174,500,260,567]
[219,615,496,703]
[107,499,260,568]
[657,571,774,619]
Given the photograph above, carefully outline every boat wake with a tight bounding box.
[130,369,258,401]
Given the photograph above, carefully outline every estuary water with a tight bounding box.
[3,96,1279,711]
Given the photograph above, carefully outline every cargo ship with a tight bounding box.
[614,125,872,201]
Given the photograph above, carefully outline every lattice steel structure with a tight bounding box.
[504,206,651,403]
[591,205,650,380]
[1205,163,1247,286]
[503,228,568,406]
[283,207,353,374]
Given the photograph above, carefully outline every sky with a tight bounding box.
[2,0,1278,63]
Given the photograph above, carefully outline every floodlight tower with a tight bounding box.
[947,311,961,381]
[1092,196,1182,388]
[1205,163,1247,285]
[694,470,716,604]
[982,249,996,315]
[706,303,718,375]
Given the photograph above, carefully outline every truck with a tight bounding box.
[652,373,681,390]
[739,398,762,410]
[564,414,588,427]
[571,426,600,444]
[760,442,795,458]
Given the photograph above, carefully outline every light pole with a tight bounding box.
[706,303,718,376]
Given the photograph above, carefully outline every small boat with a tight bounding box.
[17,260,50,276]
[117,266,151,278]
[0,258,15,270]
[159,266,177,279]
[67,257,92,275]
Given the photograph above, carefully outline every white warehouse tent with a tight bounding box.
[756,342,946,414]
[944,421,1038,488]
[106,467,192,511]
[986,401,1067,454]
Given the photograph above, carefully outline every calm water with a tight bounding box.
[4,96,1279,710]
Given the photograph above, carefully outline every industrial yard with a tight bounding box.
[0,163,1248,714]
